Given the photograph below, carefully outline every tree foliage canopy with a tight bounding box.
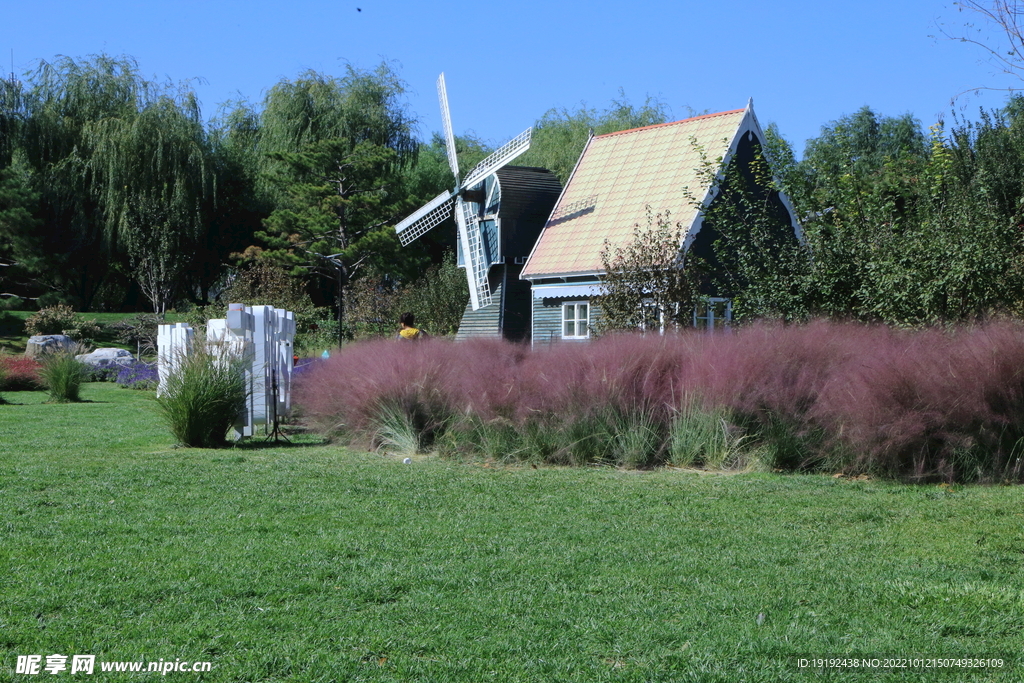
[774,102,1024,324]
[244,64,423,341]
[8,51,1024,335]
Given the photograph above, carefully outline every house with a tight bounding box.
[519,101,802,344]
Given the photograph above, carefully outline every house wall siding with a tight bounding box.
[455,282,504,341]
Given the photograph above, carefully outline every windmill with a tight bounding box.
[394,73,534,311]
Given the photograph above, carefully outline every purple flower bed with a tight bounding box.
[86,359,124,383]
[116,361,158,390]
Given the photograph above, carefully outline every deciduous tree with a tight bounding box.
[86,90,215,314]
[17,55,141,308]
[596,209,701,333]
[942,1,1024,89]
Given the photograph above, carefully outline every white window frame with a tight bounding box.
[693,297,732,332]
[640,300,684,335]
[562,301,590,339]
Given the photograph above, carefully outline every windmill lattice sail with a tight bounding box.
[462,128,532,189]
[437,73,460,179]
[459,200,492,309]
[392,72,531,310]
[395,191,453,246]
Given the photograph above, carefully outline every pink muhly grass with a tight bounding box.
[293,320,1024,480]
[687,320,862,420]
[293,337,525,443]
[815,320,1024,480]
[514,334,694,420]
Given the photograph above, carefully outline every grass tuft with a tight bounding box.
[370,399,430,455]
[670,399,735,468]
[155,346,248,448]
[37,348,89,403]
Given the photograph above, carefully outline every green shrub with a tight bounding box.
[296,316,340,357]
[38,351,89,403]
[394,254,469,337]
[155,347,248,448]
[25,304,102,342]
[220,261,336,353]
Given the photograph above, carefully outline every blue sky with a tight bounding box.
[4,0,1021,158]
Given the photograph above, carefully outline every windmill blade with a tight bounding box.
[455,197,479,311]
[461,128,532,190]
[458,198,492,310]
[394,190,454,246]
[437,73,460,180]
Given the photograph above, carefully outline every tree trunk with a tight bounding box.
[335,175,349,347]
[336,263,346,347]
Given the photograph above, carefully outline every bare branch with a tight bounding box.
[941,1,1024,93]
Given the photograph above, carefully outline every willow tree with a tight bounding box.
[0,71,25,166]
[13,55,218,313]
[251,64,418,343]
[17,55,144,308]
[0,72,28,292]
[201,102,270,303]
[86,89,214,314]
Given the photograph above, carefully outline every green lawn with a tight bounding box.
[1,383,1021,681]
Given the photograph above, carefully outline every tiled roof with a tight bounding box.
[521,108,746,279]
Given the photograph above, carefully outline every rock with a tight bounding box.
[25,335,76,359]
[75,347,135,367]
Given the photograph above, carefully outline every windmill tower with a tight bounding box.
[394,74,561,341]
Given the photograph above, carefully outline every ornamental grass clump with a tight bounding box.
[294,320,1024,480]
[38,350,89,403]
[156,347,248,448]
[295,337,514,449]
[669,399,746,469]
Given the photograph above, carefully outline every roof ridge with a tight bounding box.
[594,109,745,139]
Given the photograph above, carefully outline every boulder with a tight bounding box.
[76,347,135,367]
[25,334,75,359]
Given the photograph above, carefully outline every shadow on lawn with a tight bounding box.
[228,434,329,450]
[0,399,110,405]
